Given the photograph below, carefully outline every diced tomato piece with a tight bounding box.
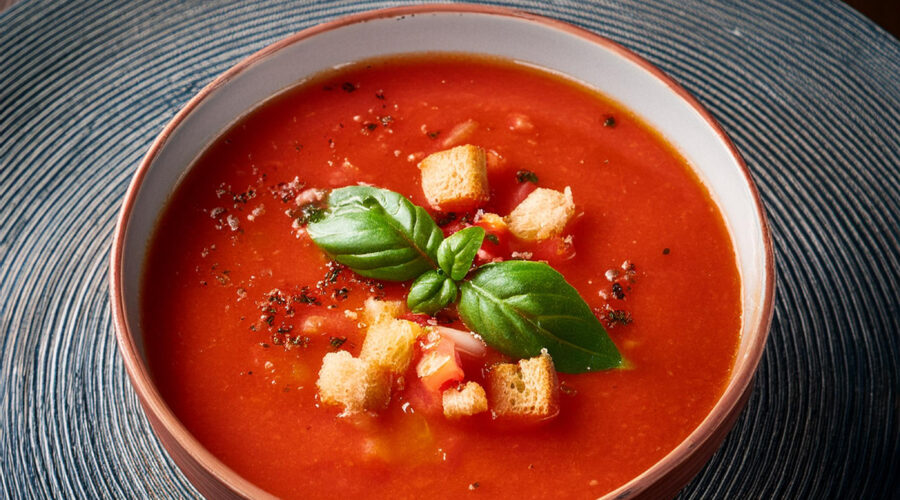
[474,214,511,264]
[401,313,433,326]
[416,337,464,393]
[475,213,506,233]
[529,236,577,264]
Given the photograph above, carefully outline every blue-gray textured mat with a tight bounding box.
[1,0,898,498]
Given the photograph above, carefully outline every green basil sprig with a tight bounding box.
[306,186,621,373]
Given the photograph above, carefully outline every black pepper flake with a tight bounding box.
[436,212,457,226]
[260,343,270,348]
[485,234,500,245]
[341,82,356,92]
[232,190,255,204]
[468,482,480,491]
[295,203,325,225]
[295,288,321,306]
[607,309,632,327]
[365,122,377,131]
[663,247,671,255]
[321,262,345,285]
[515,169,539,184]
[427,131,440,139]
[611,282,625,300]
[603,116,616,127]
[329,336,347,349]
[333,287,350,300]
[375,91,385,100]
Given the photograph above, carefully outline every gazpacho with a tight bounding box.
[142,53,741,498]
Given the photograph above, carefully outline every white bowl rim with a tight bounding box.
[109,4,776,499]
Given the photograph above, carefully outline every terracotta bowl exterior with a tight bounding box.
[110,4,775,499]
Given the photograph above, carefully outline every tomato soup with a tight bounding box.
[142,54,740,499]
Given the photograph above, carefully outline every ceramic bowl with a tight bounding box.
[110,4,775,498]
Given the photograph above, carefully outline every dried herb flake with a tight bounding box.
[516,169,539,184]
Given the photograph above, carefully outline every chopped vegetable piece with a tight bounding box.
[416,335,465,392]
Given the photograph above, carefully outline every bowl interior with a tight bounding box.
[116,7,772,497]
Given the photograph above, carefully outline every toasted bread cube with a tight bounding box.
[360,319,423,375]
[442,381,488,418]
[505,187,575,241]
[418,145,489,210]
[362,297,404,326]
[316,351,391,415]
[487,350,559,418]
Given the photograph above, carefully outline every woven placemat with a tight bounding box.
[1,0,897,497]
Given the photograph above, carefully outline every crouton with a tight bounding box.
[362,297,404,326]
[316,351,391,415]
[442,381,488,418]
[360,319,423,375]
[505,187,575,241]
[487,350,559,419]
[418,144,489,211]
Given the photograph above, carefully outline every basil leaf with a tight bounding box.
[407,269,458,315]
[307,186,443,281]
[437,226,485,281]
[457,260,621,373]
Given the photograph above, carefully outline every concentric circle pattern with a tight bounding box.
[1,0,898,498]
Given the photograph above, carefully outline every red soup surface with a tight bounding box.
[142,54,740,499]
